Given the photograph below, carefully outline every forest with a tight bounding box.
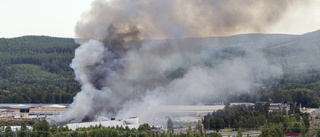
[226,71,320,108]
[0,36,80,103]
[0,35,320,108]
[203,104,309,134]
[0,35,320,136]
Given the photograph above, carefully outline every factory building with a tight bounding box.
[0,104,68,121]
[66,117,140,130]
[0,104,225,127]
[155,105,225,117]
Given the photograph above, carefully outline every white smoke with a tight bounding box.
[71,40,105,83]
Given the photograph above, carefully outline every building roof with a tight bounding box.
[155,105,224,112]
[42,104,67,109]
[9,104,32,109]
[230,103,255,106]
[269,107,280,110]
[66,117,140,130]
[0,104,69,109]
[0,109,7,112]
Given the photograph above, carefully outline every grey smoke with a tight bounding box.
[54,0,312,124]
[75,0,305,39]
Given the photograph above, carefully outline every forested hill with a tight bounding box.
[0,36,80,103]
[225,30,320,107]
[1,30,320,105]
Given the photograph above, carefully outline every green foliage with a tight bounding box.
[203,105,267,131]
[285,121,306,134]
[138,123,152,131]
[210,132,222,137]
[227,71,320,109]
[34,120,50,137]
[260,72,320,108]
[24,121,292,137]
[195,122,203,136]
[203,103,310,137]
[0,120,35,126]
[17,122,27,137]
[302,114,310,133]
[237,128,242,137]
[317,129,320,137]
[5,125,13,137]
[186,125,193,135]
[0,36,80,103]
[259,123,284,137]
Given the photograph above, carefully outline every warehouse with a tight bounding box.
[66,117,140,130]
[0,104,68,121]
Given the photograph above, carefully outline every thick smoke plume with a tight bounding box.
[54,0,310,124]
[75,0,304,39]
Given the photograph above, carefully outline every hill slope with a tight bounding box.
[0,36,80,103]
[0,30,319,104]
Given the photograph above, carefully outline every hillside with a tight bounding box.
[0,30,319,105]
[0,36,80,103]
[215,30,320,107]
[143,30,320,107]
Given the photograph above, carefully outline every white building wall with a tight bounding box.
[66,117,140,130]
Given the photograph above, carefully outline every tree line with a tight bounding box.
[1,120,214,137]
[1,36,320,106]
[227,71,320,108]
[203,103,310,137]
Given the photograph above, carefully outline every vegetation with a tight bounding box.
[0,36,80,103]
[167,117,174,135]
[0,120,212,137]
[226,71,320,108]
[261,72,320,108]
[317,129,320,137]
[203,103,310,137]
[259,123,283,137]
[0,120,35,126]
[1,35,320,106]
[0,35,320,136]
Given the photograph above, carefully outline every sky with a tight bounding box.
[0,0,93,38]
[0,0,319,38]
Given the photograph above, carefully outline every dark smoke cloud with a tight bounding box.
[52,0,310,124]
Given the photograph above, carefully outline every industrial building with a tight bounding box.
[155,105,225,117]
[66,117,140,130]
[0,103,226,128]
[0,104,68,121]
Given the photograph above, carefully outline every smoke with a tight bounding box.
[53,0,311,124]
[75,0,304,39]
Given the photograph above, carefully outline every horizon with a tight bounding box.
[0,0,320,38]
[2,28,319,39]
